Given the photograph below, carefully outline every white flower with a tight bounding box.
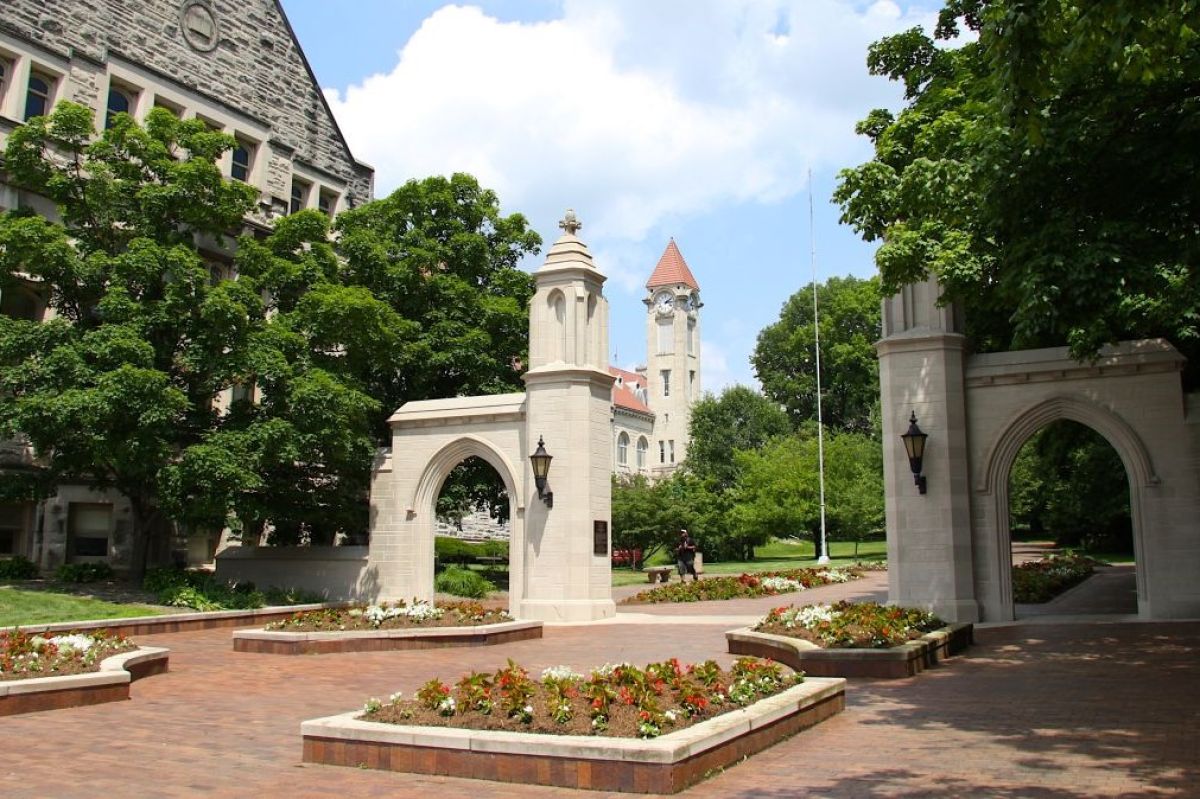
[761,576,804,593]
[824,569,851,583]
[48,634,95,653]
[541,665,583,681]
[389,691,404,704]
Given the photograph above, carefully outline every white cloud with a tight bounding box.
[326,1,935,247]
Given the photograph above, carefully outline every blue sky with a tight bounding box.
[280,0,939,389]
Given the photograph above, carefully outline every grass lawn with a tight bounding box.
[0,585,166,627]
[611,539,886,587]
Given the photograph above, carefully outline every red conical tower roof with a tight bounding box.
[646,239,699,290]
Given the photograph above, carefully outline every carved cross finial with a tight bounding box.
[558,208,582,236]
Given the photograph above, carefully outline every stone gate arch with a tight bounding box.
[877,277,1200,623]
[972,395,1157,621]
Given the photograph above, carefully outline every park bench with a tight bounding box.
[644,565,673,583]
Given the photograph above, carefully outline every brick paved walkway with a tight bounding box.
[3,574,1197,798]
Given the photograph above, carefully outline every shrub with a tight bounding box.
[0,556,40,580]
[55,562,115,583]
[435,536,508,565]
[142,567,318,611]
[1011,552,1097,603]
[435,565,495,599]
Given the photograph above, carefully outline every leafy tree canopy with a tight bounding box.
[684,385,791,491]
[835,0,1200,380]
[752,276,881,434]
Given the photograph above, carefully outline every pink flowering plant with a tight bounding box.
[755,601,943,648]
[1,627,135,681]
[264,599,510,631]
[360,656,802,739]
[622,567,859,605]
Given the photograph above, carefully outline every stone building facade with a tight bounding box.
[0,0,373,570]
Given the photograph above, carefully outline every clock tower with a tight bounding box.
[644,239,701,475]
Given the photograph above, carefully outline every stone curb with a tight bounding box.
[301,677,846,793]
[232,619,543,654]
[0,646,169,715]
[727,624,973,679]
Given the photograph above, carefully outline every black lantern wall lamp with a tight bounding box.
[530,436,554,507]
[900,411,928,495]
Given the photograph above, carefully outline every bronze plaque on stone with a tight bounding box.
[593,520,608,556]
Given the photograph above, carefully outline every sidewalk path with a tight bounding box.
[2,567,1196,798]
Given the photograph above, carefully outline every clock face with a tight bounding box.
[655,292,674,313]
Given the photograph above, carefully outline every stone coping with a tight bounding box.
[15,602,351,637]
[727,623,973,679]
[233,619,543,655]
[302,678,845,792]
[0,646,169,715]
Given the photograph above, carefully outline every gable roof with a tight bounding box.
[646,239,699,291]
[609,366,653,416]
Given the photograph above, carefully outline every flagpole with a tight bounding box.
[810,169,830,565]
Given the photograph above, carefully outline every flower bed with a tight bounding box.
[303,657,846,793]
[1012,552,1098,603]
[728,602,972,679]
[620,567,858,604]
[2,627,135,681]
[234,600,539,655]
[1,628,168,715]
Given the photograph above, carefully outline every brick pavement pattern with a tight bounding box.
[2,573,1198,798]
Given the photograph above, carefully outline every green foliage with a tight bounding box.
[0,556,40,580]
[684,386,791,491]
[728,429,884,560]
[142,566,317,610]
[435,457,510,527]
[54,562,115,583]
[836,1,1200,382]
[1009,421,1131,551]
[757,601,943,648]
[434,565,495,599]
[1,103,541,568]
[434,536,508,564]
[752,276,882,434]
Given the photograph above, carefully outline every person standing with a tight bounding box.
[676,529,698,582]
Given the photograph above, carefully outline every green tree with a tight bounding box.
[0,103,265,577]
[729,428,883,560]
[684,385,791,491]
[835,1,1200,378]
[752,276,881,434]
[611,474,673,566]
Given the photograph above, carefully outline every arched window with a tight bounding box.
[106,87,132,129]
[636,437,648,469]
[25,73,52,121]
[547,290,566,363]
[617,432,629,465]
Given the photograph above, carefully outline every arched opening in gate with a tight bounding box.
[433,456,511,596]
[1007,420,1136,617]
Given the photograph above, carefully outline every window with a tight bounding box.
[290,179,309,214]
[152,97,182,117]
[231,140,252,181]
[0,503,22,555]
[318,190,337,217]
[657,319,672,354]
[636,438,648,468]
[68,503,112,561]
[659,440,666,464]
[661,369,671,397]
[0,59,8,108]
[669,440,675,464]
[25,73,53,121]
[106,86,134,129]
[1,285,46,322]
[687,319,696,355]
[617,432,629,465]
[689,370,696,398]
[231,381,255,405]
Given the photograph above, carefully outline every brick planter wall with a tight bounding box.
[0,647,169,716]
[727,624,973,679]
[232,620,543,654]
[302,678,845,794]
